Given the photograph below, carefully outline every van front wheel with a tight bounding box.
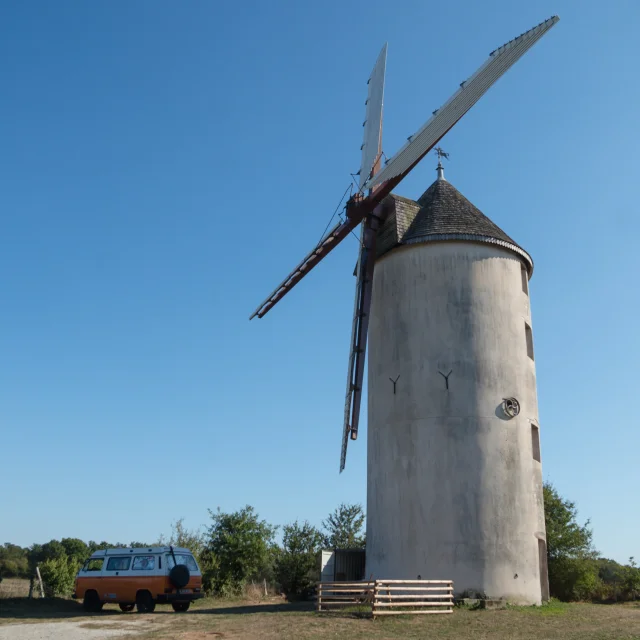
[83,590,103,612]
[136,591,156,613]
[172,602,190,612]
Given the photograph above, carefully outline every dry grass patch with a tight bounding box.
[0,578,30,599]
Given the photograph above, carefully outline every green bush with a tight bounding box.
[624,558,640,600]
[204,506,277,596]
[594,556,640,601]
[0,543,29,578]
[200,549,220,596]
[544,483,598,601]
[275,521,324,599]
[543,484,639,603]
[546,555,600,602]
[39,556,80,597]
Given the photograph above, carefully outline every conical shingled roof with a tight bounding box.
[389,176,533,274]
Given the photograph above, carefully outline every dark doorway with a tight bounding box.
[538,538,550,602]
[333,549,366,581]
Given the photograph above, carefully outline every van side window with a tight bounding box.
[106,557,131,571]
[132,555,155,571]
[167,554,198,571]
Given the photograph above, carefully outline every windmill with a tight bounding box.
[250,16,560,475]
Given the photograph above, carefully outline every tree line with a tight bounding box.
[543,483,639,602]
[1,485,638,602]
[0,503,366,599]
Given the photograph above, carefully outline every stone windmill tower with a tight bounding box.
[251,17,558,605]
[366,155,548,604]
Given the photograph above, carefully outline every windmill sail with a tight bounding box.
[341,46,387,471]
[341,221,365,470]
[359,44,387,191]
[249,218,355,319]
[363,15,559,191]
[340,211,381,471]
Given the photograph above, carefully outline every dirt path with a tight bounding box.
[0,618,153,640]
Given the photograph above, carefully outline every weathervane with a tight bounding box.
[435,147,449,180]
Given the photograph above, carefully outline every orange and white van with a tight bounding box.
[73,546,203,613]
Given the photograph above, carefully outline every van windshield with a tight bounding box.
[167,554,198,571]
[83,558,104,571]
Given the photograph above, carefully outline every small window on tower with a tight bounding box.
[525,322,534,360]
[521,263,529,295]
[531,424,541,462]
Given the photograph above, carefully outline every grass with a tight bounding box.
[507,597,569,615]
[1,585,639,639]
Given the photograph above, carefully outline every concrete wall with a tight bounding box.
[366,241,546,604]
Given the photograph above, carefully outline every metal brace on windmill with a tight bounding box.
[251,16,559,605]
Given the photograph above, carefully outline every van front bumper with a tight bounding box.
[157,591,204,603]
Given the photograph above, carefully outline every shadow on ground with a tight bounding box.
[195,601,315,616]
[0,597,317,622]
[0,598,117,621]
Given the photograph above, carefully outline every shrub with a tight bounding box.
[204,506,277,596]
[0,544,29,578]
[544,483,597,601]
[624,558,640,600]
[275,521,324,599]
[39,556,80,597]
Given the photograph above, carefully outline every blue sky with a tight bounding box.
[1,1,637,564]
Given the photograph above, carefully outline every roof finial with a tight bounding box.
[434,147,449,181]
